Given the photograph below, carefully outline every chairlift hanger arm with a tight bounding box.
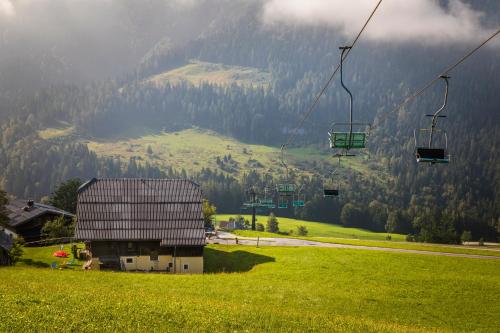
[280,144,289,179]
[432,76,450,125]
[429,76,450,147]
[339,46,354,131]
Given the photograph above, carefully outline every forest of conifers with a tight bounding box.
[0,0,498,243]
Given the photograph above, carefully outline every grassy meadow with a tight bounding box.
[37,124,388,181]
[1,244,499,332]
[144,60,272,89]
[218,214,500,257]
[217,214,406,240]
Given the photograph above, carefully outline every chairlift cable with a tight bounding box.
[371,29,500,132]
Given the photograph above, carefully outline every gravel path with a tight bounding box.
[208,232,500,260]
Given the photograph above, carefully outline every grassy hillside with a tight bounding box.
[218,214,500,257]
[217,214,405,240]
[144,60,271,88]
[78,128,383,180]
[1,245,499,332]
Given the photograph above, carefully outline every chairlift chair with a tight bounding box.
[276,183,296,196]
[329,123,370,151]
[260,198,276,209]
[324,156,341,197]
[260,198,274,206]
[414,129,450,164]
[328,46,370,156]
[278,197,288,209]
[414,76,451,164]
[292,198,305,207]
[323,188,339,197]
[277,146,297,198]
[292,186,305,207]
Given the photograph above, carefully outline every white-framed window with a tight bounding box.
[183,264,189,271]
[126,258,133,264]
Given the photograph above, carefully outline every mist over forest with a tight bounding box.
[0,0,499,242]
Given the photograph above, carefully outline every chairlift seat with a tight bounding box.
[277,184,296,194]
[323,189,339,197]
[329,132,366,149]
[415,147,449,164]
[278,202,288,209]
[260,199,274,205]
[292,200,305,207]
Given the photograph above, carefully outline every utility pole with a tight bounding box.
[248,187,257,230]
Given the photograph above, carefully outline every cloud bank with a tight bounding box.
[263,0,495,45]
[0,0,14,17]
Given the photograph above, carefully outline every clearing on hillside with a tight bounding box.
[145,60,271,88]
[79,128,385,180]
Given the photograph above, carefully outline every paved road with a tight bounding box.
[207,232,500,260]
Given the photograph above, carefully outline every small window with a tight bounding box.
[150,251,159,261]
[183,264,189,271]
[126,258,133,264]
[127,242,134,252]
[168,262,173,268]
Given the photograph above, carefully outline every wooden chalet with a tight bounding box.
[6,199,74,242]
[75,178,206,273]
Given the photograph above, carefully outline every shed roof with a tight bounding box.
[75,178,205,246]
[6,199,74,228]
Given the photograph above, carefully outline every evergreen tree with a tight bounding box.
[266,213,279,233]
[50,179,83,214]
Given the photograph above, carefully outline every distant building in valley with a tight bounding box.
[5,199,74,242]
[75,178,206,273]
[218,219,244,230]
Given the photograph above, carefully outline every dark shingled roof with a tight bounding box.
[75,179,205,246]
[6,199,74,228]
[0,230,13,251]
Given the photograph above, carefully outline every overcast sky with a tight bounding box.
[263,0,497,45]
[0,0,497,90]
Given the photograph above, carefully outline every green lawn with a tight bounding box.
[217,214,406,241]
[1,244,499,332]
[19,243,85,269]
